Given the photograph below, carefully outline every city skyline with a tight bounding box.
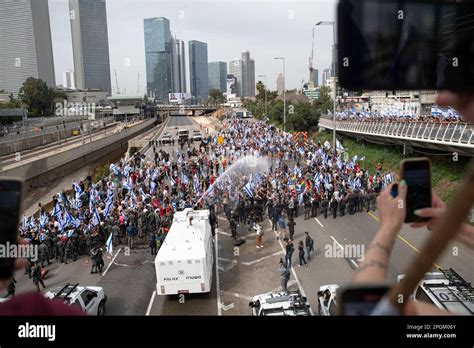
[48,0,337,95]
[0,0,56,94]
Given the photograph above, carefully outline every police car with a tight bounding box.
[317,284,340,316]
[249,291,311,316]
[398,268,474,315]
[44,283,107,316]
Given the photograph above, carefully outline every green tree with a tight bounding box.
[256,81,265,101]
[18,77,56,117]
[314,85,333,115]
[208,89,225,105]
[268,99,284,124]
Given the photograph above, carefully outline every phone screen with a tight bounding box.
[0,180,22,279]
[337,0,474,91]
[403,160,431,223]
[339,286,389,315]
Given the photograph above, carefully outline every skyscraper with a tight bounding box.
[188,40,209,103]
[63,69,75,89]
[208,61,227,92]
[170,38,187,93]
[240,50,256,97]
[312,69,319,87]
[228,59,244,97]
[144,17,172,103]
[0,0,55,94]
[276,73,284,96]
[248,59,255,97]
[69,0,112,95]
[322,68,331,85]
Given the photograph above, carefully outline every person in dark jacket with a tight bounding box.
[297,240,308,267]
[304,231,314,260]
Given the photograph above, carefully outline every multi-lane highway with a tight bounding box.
[8,115,474,316]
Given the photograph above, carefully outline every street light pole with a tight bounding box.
[274,57,286,132]
[258,74,267,118]
[315,20,337,148]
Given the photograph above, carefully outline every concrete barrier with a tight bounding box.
[2,117,157,189]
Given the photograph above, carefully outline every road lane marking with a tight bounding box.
[269,219,314,316]
[221,291,253,301]
[102,248,121,277]
[217,229,232,237]
[217,216,228,221]
[314,218,324,228]
[350,260,359,269]
[146,290,156,316]
[366,212,443,269]
[240,250,284,266]
[330,235,343,250]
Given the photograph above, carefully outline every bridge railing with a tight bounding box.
[321,118,474,146]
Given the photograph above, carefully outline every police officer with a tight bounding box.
[287,217,296,241]
[304,198,311,220]
[321,195,329,219]
[32,262,46,292]
[330,197,338,219]
[38,241,50,268]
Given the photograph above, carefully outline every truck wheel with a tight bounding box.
[97,301,106,316]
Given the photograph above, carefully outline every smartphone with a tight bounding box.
[400,158,432,223]
[337,0,474,91]
[0,178,23,279]
[337,283,390,315]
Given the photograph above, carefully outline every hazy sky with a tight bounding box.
[49,0,337,95]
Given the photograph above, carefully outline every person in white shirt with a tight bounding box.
[254,223,264,248]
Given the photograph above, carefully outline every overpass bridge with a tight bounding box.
[318,117,474,156]
[156,105,218,116]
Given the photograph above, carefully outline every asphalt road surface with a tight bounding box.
[6,115,474,316]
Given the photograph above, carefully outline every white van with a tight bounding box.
[155,209,214,295]
[177,129,189,141]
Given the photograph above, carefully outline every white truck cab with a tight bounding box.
[44,283,107,315]
[155,209,214,295]
[249,291,311,316]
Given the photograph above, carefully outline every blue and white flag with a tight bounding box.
[336,139,345,151]
[39,214,47,228]
[150,181,156,194]
[243,182,254,198]
[324,140,331,150]
[353,155,358,163]
[90,209,101,227]
[181,173,189,184]
[29,217,36,229]
[122,179,133,191]
[105,233,113,255]
[139,186,147,201]
[52,203,61,217]
[72,180,82,195]
[104,196,114,218]
[193,178,200,193]
[384,172,394,184]
[168,176,176,187]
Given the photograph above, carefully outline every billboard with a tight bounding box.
[169,93,192,104]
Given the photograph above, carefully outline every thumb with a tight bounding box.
[397,180,407,201]
[414,207,445,218]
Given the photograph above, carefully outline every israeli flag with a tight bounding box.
[104,196,114,217]
[181,173,189,184]
[353,155,358,163]
[336,158,343,170]
[72,180,82,195]
[384,172,394,184]
[29,217,36,229]
[75,199,82,209]
[314,172,321,183]
[122,179,133,191]
[139,186,147,201]
[52,203,61,217]
[243,182,254,198]
[336,139,345,151]
[150,181,156,194]
[90,209,101,227]
[298,192,304,205]
[193,178,200,193]
[39,214,47,228]
[171,202,177,212]
[298,147,305,155]
[105,233,113,255]
[168,176,176,187]
[324,140,331,150]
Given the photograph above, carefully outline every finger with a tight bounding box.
[396,180,407,200]
[414,207,445,218]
